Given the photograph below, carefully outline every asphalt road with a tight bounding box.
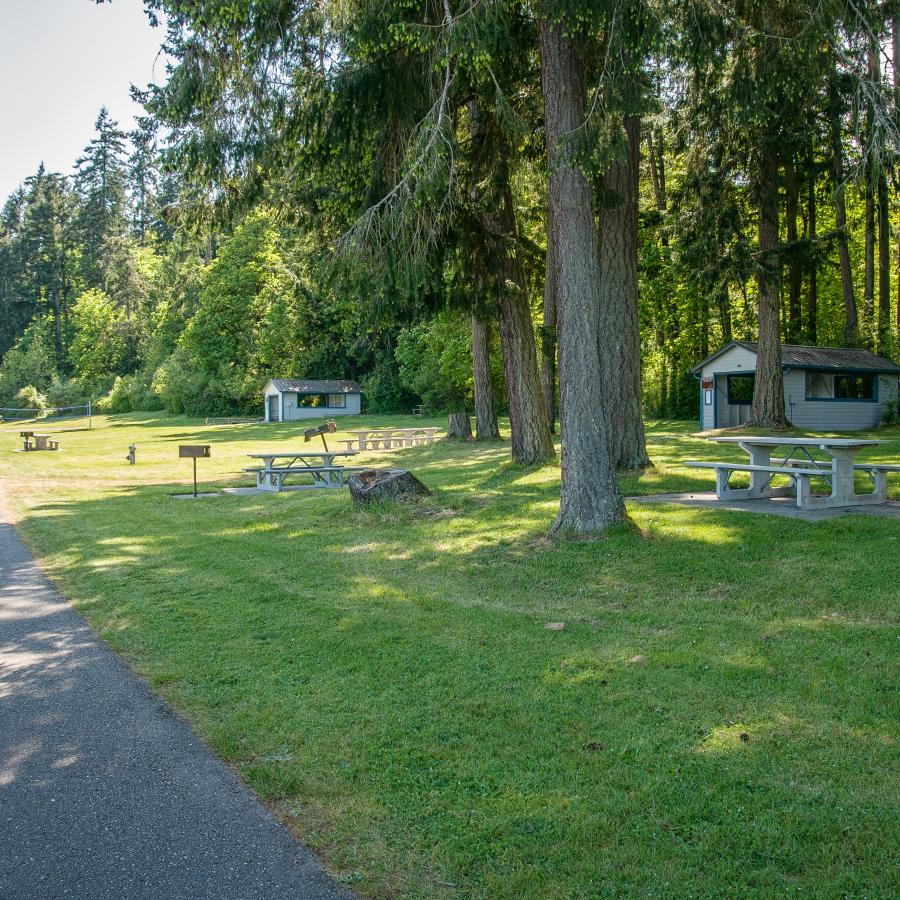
[0,512,353,900]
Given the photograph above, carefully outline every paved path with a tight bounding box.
[0,513,353,900]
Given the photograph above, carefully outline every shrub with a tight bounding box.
[361,356,417,414]
[45,378,85,409]
[395,315,472,414]
[95,375,135,414]
[14,385,46,411]
[151,348,206,415]
[0,327,55,406]
[882,399,898,426]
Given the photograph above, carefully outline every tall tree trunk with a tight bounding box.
[471,314,499,440]
[540,202,558,433]
[492,162,555,465]
[469,102,553,464]
[784,155,802,342]
[51,290,63,372]
[829,74,857,345]
[646,129,668,219]
[717,285,732,343]
[598,115,650,470]
[541,205,558,434]
[447,412,473,440]
[539,19,624,535]
[877,167,890,352]
[806,159,818,344]
[863,164,876,339]
[749,144,788,428]
[863,41,878,344]
[894,13,900,330]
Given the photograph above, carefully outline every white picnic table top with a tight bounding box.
[348,427,438,436]
[248,450,359,457]
[248,450,358,466]
[708,436,883,448]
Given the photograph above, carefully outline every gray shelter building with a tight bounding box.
[263,379,362,422]
[693,342,900,431]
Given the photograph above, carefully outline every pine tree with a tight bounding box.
[19,165,78,371]
[75,108,129,288]
[128,117,159,243]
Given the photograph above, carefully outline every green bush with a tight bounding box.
[395,314,472,414]
[151,348,205,415]
[361,355,417,414]
[0,326,55,406]
[14,385,47,411]
[95,375,135,414]
[882,399,898,426]
[45,378,86,409]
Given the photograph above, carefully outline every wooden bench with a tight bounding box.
[685,461,830,507]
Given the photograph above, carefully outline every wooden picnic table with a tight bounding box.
[342,427,440,452]
[686,436,898,509]
[245,449,359,492]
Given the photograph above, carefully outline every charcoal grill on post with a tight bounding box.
[303,420,337,452]
[179,444,210,497]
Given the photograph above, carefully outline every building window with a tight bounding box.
[328,393,347,408]
[805,372,876,401]
[297,394,326,408]
[805,372,832,398]
[727,374,755,405]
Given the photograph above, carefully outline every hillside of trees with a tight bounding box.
[1,1,897,529]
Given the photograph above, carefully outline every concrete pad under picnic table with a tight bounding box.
[629,491,900,521]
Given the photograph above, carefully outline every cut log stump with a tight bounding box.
[349,468,431,506]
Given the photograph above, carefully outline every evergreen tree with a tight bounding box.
[128,117,159,243]
[75,107,129,288]
[19,165,78,370]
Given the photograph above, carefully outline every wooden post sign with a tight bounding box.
[179,445,210,497]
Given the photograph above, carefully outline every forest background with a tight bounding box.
[1,0,898,430]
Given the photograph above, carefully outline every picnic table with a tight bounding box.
[244,450,359,492]
[20,431,59,452]
[686,436,899,509]
[341,427,440,452]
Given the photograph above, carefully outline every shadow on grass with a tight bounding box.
[9,466,900,894]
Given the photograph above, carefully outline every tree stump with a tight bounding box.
[349,469,431,506]
[446,411,473,440]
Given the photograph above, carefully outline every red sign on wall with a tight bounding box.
[701,377,713,389]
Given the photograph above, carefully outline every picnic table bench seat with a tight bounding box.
[685,459,889,507]
[687,460,838,508]
[769,457,900,473]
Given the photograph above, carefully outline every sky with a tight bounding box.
[0,0,167,200]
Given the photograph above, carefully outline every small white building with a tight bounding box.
[263,379,362,422]
[693,342,900,431]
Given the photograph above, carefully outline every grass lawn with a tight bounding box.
[1,413,898,897]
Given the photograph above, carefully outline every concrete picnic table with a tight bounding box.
[342,427,440,451]
[20,431,59,451]
[687,435,898,509]
[245,450,359,491]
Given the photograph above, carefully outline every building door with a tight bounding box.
[267,394,280,422]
